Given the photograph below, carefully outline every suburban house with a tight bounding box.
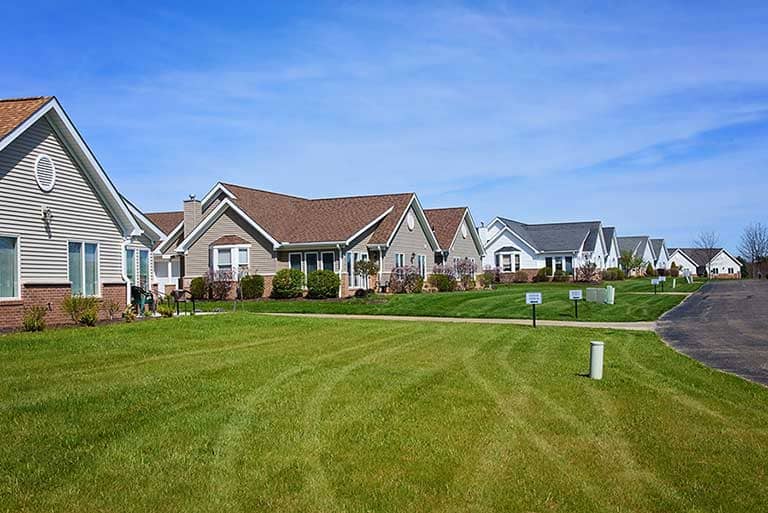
[668,248,742,279]
[0,96,143,328]
[480,218,608,278]
[425,207,484,271]
[142,182,449,296]
[617,236,656,275]
[602,227,620,269]
[650,238,670,270]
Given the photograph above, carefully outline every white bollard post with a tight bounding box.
[589,341,604,380]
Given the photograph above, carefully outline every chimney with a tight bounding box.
[478,222,488,244]
[184,194,202,236]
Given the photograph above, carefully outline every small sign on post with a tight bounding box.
[526,292,542,327]
[569,289,582,318]
[651,278,659,294]
[658,275,666,292]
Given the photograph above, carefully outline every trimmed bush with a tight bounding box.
[602,267,625,281]
[240,274,265,299]
[478,270,496,289]
[428,273,457,292]
[552,269,568,282]
[669,263,680,278]
[62,295,99,325]
[190,277,206,300]
[307,270,340,299]
[645,263,656,276]
[512,271,529,283]
[532,268,550,283]
[271,269,304,298]
[205,269,234,300]
[22,306,47,332]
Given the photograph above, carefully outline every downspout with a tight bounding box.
[337,243,344,297]
[120,238,131,306]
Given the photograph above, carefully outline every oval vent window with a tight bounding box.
[461,224,468,239]
[406,212,415,231]
[35,154,56,192]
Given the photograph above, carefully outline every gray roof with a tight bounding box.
[673,248,725,266]
[602,227,616,248]
[498,218,602,253]
[650,238,665,259]
[617,236,651,258]
[495,245,523,253]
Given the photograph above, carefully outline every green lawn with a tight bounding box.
[201,280,692,322]
[1,314,766,512]
[611,277,704,293]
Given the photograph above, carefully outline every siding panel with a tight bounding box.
[383,205,433,275]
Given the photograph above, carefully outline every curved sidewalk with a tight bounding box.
[260,312,656,331]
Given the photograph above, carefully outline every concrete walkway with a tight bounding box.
[260,312,656,331]
[626,291,692,296]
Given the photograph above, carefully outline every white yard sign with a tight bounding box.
[525,292,543,305]
[569,290,583,300]
[651,278,660,285]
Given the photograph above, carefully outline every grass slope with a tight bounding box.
[203,280,694,322]
[2,314,767,512]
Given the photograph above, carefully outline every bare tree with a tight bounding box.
[738,223,768,278]
[693,231,720,277]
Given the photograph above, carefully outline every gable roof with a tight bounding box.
[618,236,654,260]
[672,247,736,267]
[145,211,184,236]
[0,97,52,142]
[602,227,616,248]
[650,238,666,259]
[497,218,602,253]
[425,207,466,249]
[0,96,140,237]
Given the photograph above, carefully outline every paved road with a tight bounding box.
[657,280,768,386]
[261,312,656,331]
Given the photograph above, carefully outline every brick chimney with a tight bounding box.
[183,194,202,236]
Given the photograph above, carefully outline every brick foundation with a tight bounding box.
[0,282,128,330]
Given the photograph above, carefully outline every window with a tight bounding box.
[728,267,734,274]
[0,236,18,299]
[212,246,249,279]
[321,252,335,272]
[417,255,426,278]
[515,254,521,271]
[239,248,249,270]
[347,252,367,288]
[139,250,149,289]
[545,257,553,274]
[395,253,405,268]
[217,249,232,270]
[565,256,573,273]
[125,248,136,286]
[69,242,98,296]
[289,253,302,271]
[470,257,476,278]
[555,257,563,272]
[501,254,512,272]
[306,253,319,275]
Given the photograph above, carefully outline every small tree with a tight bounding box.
[389,266,423,293]
[620,250,645,277]
[354,259,379,288]
[738,222,768,279]
[574,260,599,282]
[204,269,234,300]
[454,258,477,290]
[693,230,720,278]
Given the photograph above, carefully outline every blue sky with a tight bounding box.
[4,1,767,251]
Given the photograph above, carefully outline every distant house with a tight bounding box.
[617,236,656,275]
[650,238,670,270]
[481,218,607,278]
[424,207,484,271]
[0,97,143,329]
[602,227,620,269]
[668,248,741,279]
[143,182,447,296]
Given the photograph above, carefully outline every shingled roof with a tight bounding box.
[215,183,416,244]
[424,207,467,250]
[672,248,726,267]
[145,211,184,236]
[650,238,666,258]
[618,236,652,258]
[602,227,616,246]
[498,218,602,253]
[0,97,52,142]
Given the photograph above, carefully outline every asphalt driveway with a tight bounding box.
[657,280,768,386]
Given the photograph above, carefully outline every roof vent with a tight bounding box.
[461,224,468,239]
[34,154,56,192]
[406,212,415,231]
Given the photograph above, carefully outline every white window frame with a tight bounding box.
[497,252,519,273]
[288,252,303,273]
[304,251,320,276]
[0,234,21,301]
[67,240,101,297]
[418,254,427,279]
[395,253,405,268]
[347,251,369,289]
[138,248,151,290]
[321,251,335,272]
[212,244,251,279]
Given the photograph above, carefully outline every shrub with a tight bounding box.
[22,306,47,332]
[123,306,137,323]
[645,263,656,276]
[574,261,599,283]
[552,269,569,282]
[428,273,457,292]
[478,270,496,289]
[512,271,529,283]
[190,277,206,300]
[205,269,234,300]
[657,268,667,277]
[102,299,121,320]
[602,267,625,281]
[307,269,340,299]
[240,274,265,299]
[389,266,423,294]
[669,265,680,278]
[354,288,375,298]
[156,296,175,318]
[62,295,99,325]
[354,260,379,284]
[271,269,304,298]
[462,278,476,290]
[532,268,550,282]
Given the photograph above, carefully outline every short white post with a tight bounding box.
[589,341,604,380]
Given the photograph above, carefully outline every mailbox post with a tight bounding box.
[569,289,583,318]
[525,292,542,327]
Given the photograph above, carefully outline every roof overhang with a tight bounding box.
[0,97,142,237]
[122,197,166,242]
[445,208,486,256]
[486,223,540,254]
[385,194,441,251]
[201,182,237,210]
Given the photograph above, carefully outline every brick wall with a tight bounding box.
[0,282,128,330]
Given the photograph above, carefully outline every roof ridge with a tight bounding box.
[502,217,601,227]
[146,210,184,215]
[0,96,51,103]
[220,182,309,201]
[307,191,414,202]
[424,206,467,212]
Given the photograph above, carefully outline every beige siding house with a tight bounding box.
[425,207,484,271]
[0,96,143,328]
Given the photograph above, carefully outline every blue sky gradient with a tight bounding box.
[4,1,767,251]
